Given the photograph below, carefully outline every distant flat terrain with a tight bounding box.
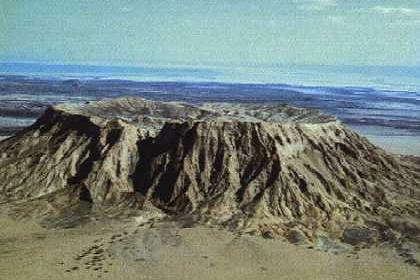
[1,75,419,155]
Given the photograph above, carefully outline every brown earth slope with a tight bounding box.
[0,97,419,244]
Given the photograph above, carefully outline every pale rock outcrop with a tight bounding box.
[0,97,419,242]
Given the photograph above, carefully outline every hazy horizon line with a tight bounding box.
[1,60,419,70]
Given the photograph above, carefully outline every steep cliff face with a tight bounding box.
[0,97,419,240]
[0,107,142,204]
[135,120,419,236]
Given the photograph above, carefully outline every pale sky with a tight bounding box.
[1,0,419,67]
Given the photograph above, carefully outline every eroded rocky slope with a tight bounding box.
[0,97,419,244]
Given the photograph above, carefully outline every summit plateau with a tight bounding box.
[0,97,419,245]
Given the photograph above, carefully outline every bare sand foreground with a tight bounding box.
[0,211,418,280]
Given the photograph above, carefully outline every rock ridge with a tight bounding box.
[0,97,419,243]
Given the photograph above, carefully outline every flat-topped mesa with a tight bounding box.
[53,97,337,128]
[53,98,221,136]
[0,97,419,241]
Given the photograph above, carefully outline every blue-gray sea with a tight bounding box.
[1,62,419,155]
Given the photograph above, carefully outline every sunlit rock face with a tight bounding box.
[0,97,419,242]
